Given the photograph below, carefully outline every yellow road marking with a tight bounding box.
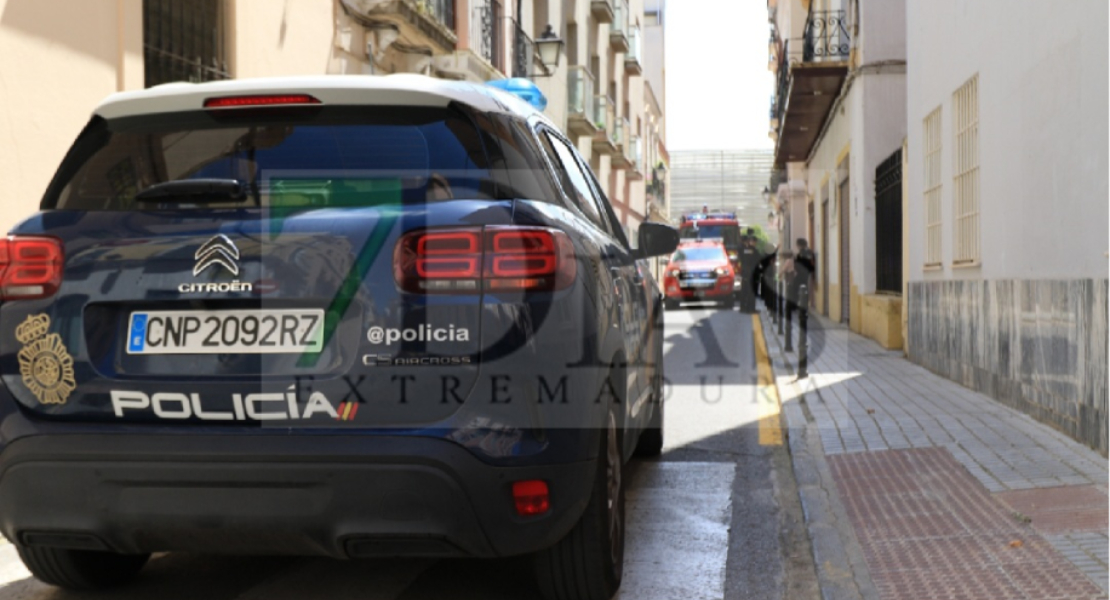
[752,314,783,446]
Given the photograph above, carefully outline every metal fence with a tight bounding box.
[511,18,534,78]
[802,9,850,61]
[471,0,503,71]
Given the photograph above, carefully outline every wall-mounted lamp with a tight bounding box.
[533,25,565,76]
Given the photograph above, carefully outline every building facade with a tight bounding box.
[767,0,906,349]
[0,0,667,245]
[905,0,1108,453]
[669,150,774,240]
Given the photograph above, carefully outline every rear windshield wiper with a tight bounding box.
[135,179,246,202]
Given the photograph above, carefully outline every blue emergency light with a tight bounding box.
[486,78,548,111]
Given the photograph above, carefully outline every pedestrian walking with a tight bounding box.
[758,245,778,314]
[784,238,817,376]
[738,235,759,313]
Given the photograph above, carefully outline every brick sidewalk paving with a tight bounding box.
[761,311,1109,599]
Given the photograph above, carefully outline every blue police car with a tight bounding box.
[0,75,677,599]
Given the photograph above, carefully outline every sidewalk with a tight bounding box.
[758,310,1109,600]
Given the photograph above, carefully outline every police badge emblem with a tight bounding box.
[16,314,75,405]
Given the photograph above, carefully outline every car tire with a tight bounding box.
[534,409,625,600]
[17,545,149,590]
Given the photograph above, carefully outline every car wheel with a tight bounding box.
[534,408,625,600]
[17,545,149,590]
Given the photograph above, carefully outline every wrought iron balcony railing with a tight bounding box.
[417,0,456,32]
[511,18,534,78]
[802,9,849,62]
[772,40,792,129]
[471,0,503,71]
[768,9,851,130]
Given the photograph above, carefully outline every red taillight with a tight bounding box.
[394,227,576,294]
[0,237,64,299]
[203,94,322,109]
[512,480,550,516]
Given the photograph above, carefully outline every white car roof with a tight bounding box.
[93,74,552,125]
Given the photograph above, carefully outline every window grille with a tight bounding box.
[923,106,942,266]
[143,0,229,88]
[952,75,979,264]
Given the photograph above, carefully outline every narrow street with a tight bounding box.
[0,307,817,600]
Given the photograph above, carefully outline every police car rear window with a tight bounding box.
[44,106,546,211]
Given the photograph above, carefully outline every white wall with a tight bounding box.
[0,0,143,233]
[906,0,1109,281]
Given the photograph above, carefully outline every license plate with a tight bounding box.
[681,280,715,289]
[127,309,325,355]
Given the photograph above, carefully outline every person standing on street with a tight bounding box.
[738,234,759,313]
[786,238,817,376]
[758,245,778,313]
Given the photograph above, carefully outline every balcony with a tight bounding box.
[341,0,457,52]
[511,18,536,78]
[609,0,629,52]
[627,135,644,180]
[591,96,617,155]
[624,26,642,75]
[567,66,598,137]
[770,9,851,165]
[590,0,615,24]
[470,0,504,73]
[612,117,632,169]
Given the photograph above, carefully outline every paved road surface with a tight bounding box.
[0,306,816,600]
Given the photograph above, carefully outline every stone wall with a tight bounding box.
[907,279,1108,455]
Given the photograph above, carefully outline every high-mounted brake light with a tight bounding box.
[203,94,322,109]
[394,227,576,294]
[0,237,64,299]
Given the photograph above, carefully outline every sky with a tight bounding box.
[664,0,775,151]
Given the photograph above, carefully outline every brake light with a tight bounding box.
[512,480,550,516]
[0,237,64,299]
[203,94,322,109]
[394,227,576,294]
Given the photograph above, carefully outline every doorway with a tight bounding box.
[838,171,850,325]
[820,199,828,314]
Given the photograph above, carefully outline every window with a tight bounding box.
[952,75,979,264]
[143,0,229,88]
[540,132,609,232]
[923,106,942,266]
[46,107,501,211]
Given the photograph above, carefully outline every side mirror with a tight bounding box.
[634,222,679,258]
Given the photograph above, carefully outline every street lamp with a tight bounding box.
[534,25,565,75]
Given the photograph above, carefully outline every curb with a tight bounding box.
[756,311,879,600]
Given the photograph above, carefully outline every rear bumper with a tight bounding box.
[0,434,595,559]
